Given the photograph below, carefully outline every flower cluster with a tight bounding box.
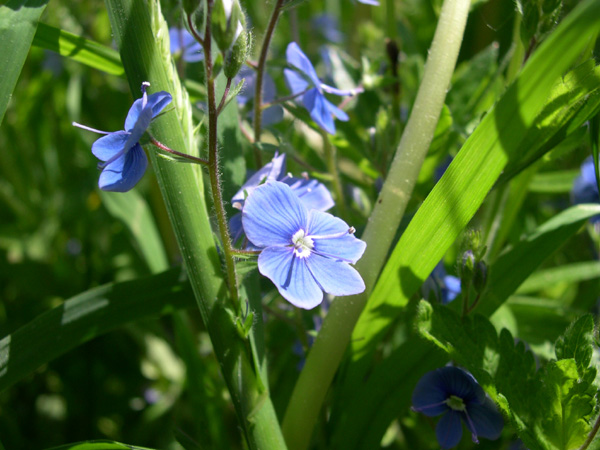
[242,181,366,309]
[412,366,503,448]
[73,82,172,192]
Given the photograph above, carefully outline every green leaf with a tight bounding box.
[0,269,194,393]
[0,0,50,126]
[46,440,157,450]
[517,261,600,294]
[529,170,580,193]
[539,359,595,450]
[100,189,168,274]
[555,314,595,376]
[32,23,124,76]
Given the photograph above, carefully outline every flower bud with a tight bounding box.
[211,0,244,53]
[224,29,250,79]
[459,250,475,281]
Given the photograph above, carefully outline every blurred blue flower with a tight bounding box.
[235,66,283,126]
[242,181,366,309]
[312,14,344,43]
[284,42,360,135]
[357,0,379,4]
[169,27,204,62]
[572,156,600,224]
[412,366,503,449]
[230,153,334,245]
[73,82,172,192]
[423,263,461,304]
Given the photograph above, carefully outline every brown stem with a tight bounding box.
[216,77,233,115]
[186,13,205,47]
[150,137,209,166]
[261,88,310,109]
[578,412,600,450]
[252,0,285,167]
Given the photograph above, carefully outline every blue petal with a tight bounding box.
[320,83,357,97]
[303,88,336,135]
[229,212,244,244]
[284,178,334,211]
[305,253,365,297]
[467,397,503,440]
[262,105,284,126]
[358,0,380,4]
[437,366,485,404]
[436,411,463,449]
[307,210,366,263]
[412,370,451,417]
[442,275,461,304]
[258,246,323,309]
[324,96,349,121]
[284,68,311,95]
[98,143,147,192]
[169,28,204,62]
[92,131,129,161]
[286,42,321,88]
[242,181,308,248]
[124,91,172,131]
[232,153,287,205]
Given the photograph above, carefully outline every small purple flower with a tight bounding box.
[412,366,503,449]
[73,82,172,192]
[169,27,204,63]
[571,156,600,224]
[423,263,461,304]
[357,0,379,4]
[230,153,334,244]
[284,42,360,135]
[242,181,366,309]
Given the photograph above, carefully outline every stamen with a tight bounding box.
[411,400,448,413]
[72,122,111,135]
[463,409,479,444]
[141,81,150,109]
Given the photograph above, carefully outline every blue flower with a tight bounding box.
[284,42,360,135]
[230,153,334,245]
[169,27,204,62]
[235,66,283,126]
[412,366,503,449]
[357,0,379,4]
[242,181,366,309]
[572,156,600,224]
[423,263,461,304]
[73,82,172,192]
[312,14,344,43]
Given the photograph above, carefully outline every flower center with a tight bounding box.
[446,395,466,412]
[292,229,314,258]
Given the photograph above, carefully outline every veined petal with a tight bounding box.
[439,367,485,404]
[98,143,147,192]
[258,246,323,309]
[412,370,451,417]
[307,210,366,263]
[284,178,334,212]
[242,181,308,248]
[324,96,349,121]
[436,411,463,449]
[284,68,311,95]
[124,92,172,131]
[467,398,503,440]
[232,153,287,205]
[91,131,129,161]
[306,254,365,297]
[286,42,321,88]
[303,88,336,135]
[124,102,154,149]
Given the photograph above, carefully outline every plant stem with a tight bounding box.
[202,1,239,310]
[282,0,471,447]
[216,77,233,115]
[321,130,347,219]
[150,137,209,165]
[579,412,600,450]
[261,88,309,109]
[252,0,285,167]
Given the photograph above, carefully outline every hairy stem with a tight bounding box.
[282,0,471,447]
[216,77,233,115]
[202,1,239,310]
[150,137,209,165]
[252,0,285,166]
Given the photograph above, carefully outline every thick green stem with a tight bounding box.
[252,0,284,166]
[203,1,239,310]
[282,0,471,448]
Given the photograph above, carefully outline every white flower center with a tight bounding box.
[292,229,314,258]
[446,395,466,412]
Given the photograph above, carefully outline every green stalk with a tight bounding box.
[103,0,286,447]
[282,0,471,448]
[322,130,347,219]
[252,0,284,165]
